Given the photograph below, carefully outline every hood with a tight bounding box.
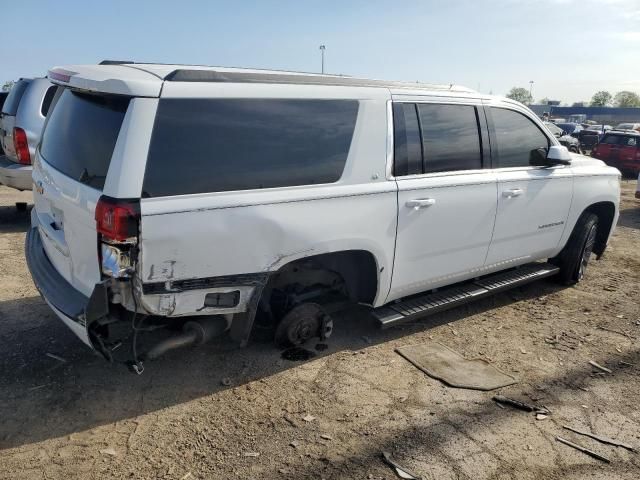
[569,152,606,167]
[559,134,578,145]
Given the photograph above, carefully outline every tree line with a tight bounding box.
[505,87,640,108]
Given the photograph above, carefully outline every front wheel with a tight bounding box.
[551,213,598,285]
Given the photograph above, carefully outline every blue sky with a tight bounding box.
[2,0,639,103]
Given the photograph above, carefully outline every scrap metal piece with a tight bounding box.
[555,436,610,463]
[562,425,636,452]
[492,395,550,414]
[381,451,421,480]
[589,360,613,374]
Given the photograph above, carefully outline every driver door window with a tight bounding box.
[491,108,550,168]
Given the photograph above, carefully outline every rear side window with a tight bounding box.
[1,79,31,115]
[143,99,358,197]
[393,102,483,176]
[40,86,57,116]
[418,104,482,173]
[39,89,130,190]
[491,108,550,168]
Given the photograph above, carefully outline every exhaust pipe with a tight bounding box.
[144,316,227,360]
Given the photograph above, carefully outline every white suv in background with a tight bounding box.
[26,63,620,372]
[0,77,56,190]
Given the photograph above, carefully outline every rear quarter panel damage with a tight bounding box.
[138,184,398,314]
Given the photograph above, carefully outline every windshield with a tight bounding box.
[39,88,130,190]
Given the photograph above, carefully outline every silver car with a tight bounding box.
[0,77,56,191]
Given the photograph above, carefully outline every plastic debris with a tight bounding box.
[381,451,421,480]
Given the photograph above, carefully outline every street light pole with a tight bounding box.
[319,45,326,74]
[529,80,534,103]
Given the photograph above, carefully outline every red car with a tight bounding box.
[591,131,640,175]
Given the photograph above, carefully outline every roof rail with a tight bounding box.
[164,69,474,92]
[99,60,135,65]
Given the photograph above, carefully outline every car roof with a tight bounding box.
[48,62,480,98]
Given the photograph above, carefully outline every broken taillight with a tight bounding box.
[95,196,140,242]
[95,196,140,278]
[13,127,31,165]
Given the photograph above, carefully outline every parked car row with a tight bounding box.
[0,62,623,373]
[0,77,55,190]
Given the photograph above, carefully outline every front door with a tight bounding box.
[484,106,573,267]
[387,101,498,302]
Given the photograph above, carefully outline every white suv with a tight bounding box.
[26,63,620,371]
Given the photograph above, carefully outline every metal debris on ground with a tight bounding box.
[302,414,316,422]
[589,360,612,374]
[320,434,333,440]
[395,342,518,391]
[243,452,260,457]
[555,436,610,463]
[492,395,550,415]
[381,451,421,480]
[562,425,637,452]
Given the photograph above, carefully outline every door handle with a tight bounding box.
[405,198,436,210]
[502,188,523,198]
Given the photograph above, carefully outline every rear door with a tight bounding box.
[484,106,573,266]
[0,79,32,160]
[31,88,131,297]
[387,101,498,302]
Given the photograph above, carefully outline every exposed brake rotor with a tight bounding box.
[274,302,333,348]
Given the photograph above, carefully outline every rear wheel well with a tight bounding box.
[264,250,379,307]
[584,202,616,256]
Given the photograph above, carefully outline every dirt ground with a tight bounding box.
[0,181,639,480]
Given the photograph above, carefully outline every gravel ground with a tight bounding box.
[0,181,639,480]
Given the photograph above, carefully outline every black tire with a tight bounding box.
[569,145,579,153]
[551,212,598,285]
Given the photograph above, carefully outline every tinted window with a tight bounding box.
[143,99,358,197]
[418,104,482,173]
[491,108,550,168]
[40,86,57,116]
[601,135,625,145]
[393,103,422,176]
[40,89,130,190]
[1,79,31,115]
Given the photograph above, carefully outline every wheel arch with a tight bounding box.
[584,201,617,257]
[266,249,380,306]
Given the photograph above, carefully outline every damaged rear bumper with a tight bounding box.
[25,226,109,349]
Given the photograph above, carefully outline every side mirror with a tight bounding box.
[554,131,562,138]
[546,145,572,165]
[530,146,572,167]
